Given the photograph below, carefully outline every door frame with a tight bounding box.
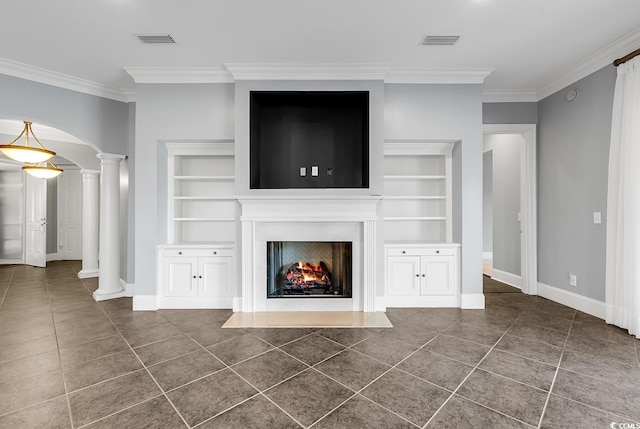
[483,124,538,295]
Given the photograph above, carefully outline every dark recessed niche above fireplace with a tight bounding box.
[250,91,369,189]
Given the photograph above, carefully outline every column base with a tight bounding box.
[78,269,99,279]
[93,288,126,302]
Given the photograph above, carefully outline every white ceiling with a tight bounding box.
[1,0,639,102]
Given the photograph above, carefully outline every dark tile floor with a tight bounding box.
[0,262,639,428]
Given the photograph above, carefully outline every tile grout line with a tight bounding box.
[536,308,576,429]
[422,310,531,428]
[48,262,76,429]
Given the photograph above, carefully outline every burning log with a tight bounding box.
[283,261,332,289]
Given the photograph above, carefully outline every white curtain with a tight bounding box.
[606,56,640,338]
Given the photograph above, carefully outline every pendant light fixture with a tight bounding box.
[0,121,56,163]
[0,121,63,178]
[22,160,63,179]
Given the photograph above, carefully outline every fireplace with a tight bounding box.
[267,241,352,298]
[238,197,381,312]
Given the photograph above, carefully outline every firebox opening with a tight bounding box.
[267,241,352,298]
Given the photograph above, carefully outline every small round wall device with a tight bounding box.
[566,88,579,102]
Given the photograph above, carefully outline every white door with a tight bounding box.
[25,174,47,267]
[58,169,83,259]
[164,257,198,297]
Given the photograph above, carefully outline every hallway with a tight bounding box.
[0,262,639,427]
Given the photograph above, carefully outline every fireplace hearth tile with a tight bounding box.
[222,311,392,328]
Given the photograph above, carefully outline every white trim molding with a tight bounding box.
[225,63,392,81]
[385,68,493,84]
[461,293,485,309]
[132,295,158,311]
[46,252,60,262]
[121,279,134,297]
[0,58,132,103]
[537,282,606,320]
[482,89,538,103]
[491,269,522,289]
[124,66,234,84]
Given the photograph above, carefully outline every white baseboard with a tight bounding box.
[537,282,605,320]
[461,293,486,309]
[46,253,60,262]
[232,297,243,312]
[78,269,98,279]
[385,295,460,308]
[375,296,386,312]
[120,279,134,297]
[157,296,233,310]
[132,295,158,311]
[491,269,522,289]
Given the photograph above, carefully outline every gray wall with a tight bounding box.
[537,65,615,301]
[483,151,493,253]
[385,84,484,296]
[484,134,521,276]
[0,74,133,281]
[483,102,538,124]
[134,83,235,297]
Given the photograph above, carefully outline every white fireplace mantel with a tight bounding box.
[238,196,381,313]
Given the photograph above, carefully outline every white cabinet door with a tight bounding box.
[421,256,455,295]
[164,257,198,297]
[387,255,421,296]
[199,256,232,297]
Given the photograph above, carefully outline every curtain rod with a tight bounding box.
[613,48,640,66]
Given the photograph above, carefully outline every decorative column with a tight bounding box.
[93,153,125,301]
[78,170,100,279]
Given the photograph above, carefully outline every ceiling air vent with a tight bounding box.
[420,35,460,46]
[134,34,175,44]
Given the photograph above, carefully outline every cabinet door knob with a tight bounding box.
[416,274,419,277]
[213,251,217,255]
[199,275,202,279]
[422,274,426,277]
[192,275,196,279]
[178,251,182,255]
[436,250,440,254]
[402,250,406,254]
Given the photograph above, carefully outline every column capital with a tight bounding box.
[80,169,100,176]
[97,153,126,162]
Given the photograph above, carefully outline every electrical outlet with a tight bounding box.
[569,273,577,287]
[300,167,306,176]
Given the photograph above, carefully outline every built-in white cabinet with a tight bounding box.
[383,141,453,242]
[157,245,234,308]
[167,141,235,244]
[385,243,460,307]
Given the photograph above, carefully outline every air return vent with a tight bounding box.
[134,34,175,44]
[420,35,460,46]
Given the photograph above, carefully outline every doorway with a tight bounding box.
[483,124,537,295]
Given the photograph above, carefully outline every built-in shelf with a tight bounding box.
[383,141,453,242]
[167,141,236,244]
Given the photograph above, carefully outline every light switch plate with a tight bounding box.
[593,212,601,224]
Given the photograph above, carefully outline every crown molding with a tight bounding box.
[536,28,640,101]
[482,89,538,103]
[0,58,131,103]
[123,66,234,84]
[385,68,493,84]
[224,63,392,81]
